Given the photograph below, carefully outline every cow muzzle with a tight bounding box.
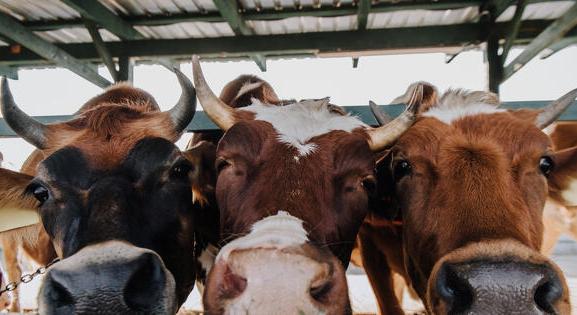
[428,240,571,315]
[203,211,351,315]
[38,241,177,315]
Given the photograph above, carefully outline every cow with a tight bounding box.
[185,74,285,290]
[361,83,576,314]
[0,71,198,314]
[190,56,421,314]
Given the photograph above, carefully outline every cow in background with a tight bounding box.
[192,56,420,314]
[362,83,576,314]
[0,71,198,313]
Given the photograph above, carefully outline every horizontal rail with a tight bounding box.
[1,101,576,138]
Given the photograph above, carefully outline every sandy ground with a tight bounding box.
[4,237,577,314]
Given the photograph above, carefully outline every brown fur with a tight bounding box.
[0,83,186,311]
[357,87,574,314]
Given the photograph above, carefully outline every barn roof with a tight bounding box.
[0,0,576,89]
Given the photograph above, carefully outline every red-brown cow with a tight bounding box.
[191,56,421,314]
[0,71,198,314]
[363,83,576,314]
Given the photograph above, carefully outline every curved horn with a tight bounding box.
[1,77,49,149]
[192,56,235,130]
[369,101,392,126]
[167,68,197,133]
[366,84,423,151]
[536,88,577,129]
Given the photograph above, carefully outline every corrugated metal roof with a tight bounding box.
[0,1,574,46]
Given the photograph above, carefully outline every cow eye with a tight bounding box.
[171,161,192,178]
[539,156,554,176]
[30,184,50,204]
[215,157,230,173]
[393,160,412,180]
[361,175,376,193]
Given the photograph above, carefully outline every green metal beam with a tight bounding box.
[357,0,371,30]
[501,0,527,63]
[503,2,577,81]
[213,0,254,36]
[0,65,17,80]
[2,101,576,137]
[117,56,133,83]
[61,0,144,40]
[24,0,567,31]
[84,18,118,82]
[1,20,574,67]
[252,54,267,72]
[485,0,516,19]
[540,36,577,59]
[0,12,111,88]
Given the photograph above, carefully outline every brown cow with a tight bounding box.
[0,71,198,313]
[191,56,421,314]
[362,83,576,314]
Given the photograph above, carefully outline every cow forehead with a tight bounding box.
[397,113,550,160]
[37,137,181,188]
[238,99,367,156]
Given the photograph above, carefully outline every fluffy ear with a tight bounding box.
[219,75,280,108]
[0,168,39,232]
[548,145,577,206]
[183,140,217,207]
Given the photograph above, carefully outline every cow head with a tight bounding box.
[192,56,419,314]
[0,71,197,314]
[374,83,576,314]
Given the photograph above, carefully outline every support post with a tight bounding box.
[84,18,118,82]
[117,56,134,83]
[487,35,503,94]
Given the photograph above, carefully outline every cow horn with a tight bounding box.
[536,88,577,129]
[1,77,49,149]
[167,68,197,133]
[366,84,422,151]
[192,56,235,130]
[369,101,392,126]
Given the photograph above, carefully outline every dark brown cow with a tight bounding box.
[191,56,422,314]
[0,72,197,314]
[362,84,576,314]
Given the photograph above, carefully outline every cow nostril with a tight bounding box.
[436,264,474,313]
[46,275,75,312]
[534,275,563,313]
[123,253,166,311]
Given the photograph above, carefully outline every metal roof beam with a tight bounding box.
[0,12,111,88]
[0,65,17,80]
[540,36,577,59]
[501,0,527,62]
[2,100,577,137]
[485,0,516,19]
[503,2,577,81]
[84,19,118,82]
[2,20,574,66]
[357,0,371,30]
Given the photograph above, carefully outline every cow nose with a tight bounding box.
[38,241,176,315]
[435,261,564,314]
[204,248,349,315]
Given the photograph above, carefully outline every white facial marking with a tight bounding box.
[235,81,264,100]
[198,244,219,275]
[242,98,366,156]
[216,211,309,262]
[423,103,505,125]
[561,178,577,206]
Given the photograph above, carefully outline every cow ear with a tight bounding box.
[547,145,577,206]
[183,140,217,207]
[0,168,39,232]
[220,75,280,108]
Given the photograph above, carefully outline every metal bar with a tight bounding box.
[251,55,267,72]
[503,2,577,81]
[1,101,576,137]
[540,36,577,59]
[0,65,17,79]
[84,18,118,82]
[2,20,575,67]
[357,0,371,30]
[487,35,503,94]
[0,12,111,88]
[501,0,527,63]
[214,0,254,36]
[352,57,359,68]
[117,56,133,83]
[485,0,516,19]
